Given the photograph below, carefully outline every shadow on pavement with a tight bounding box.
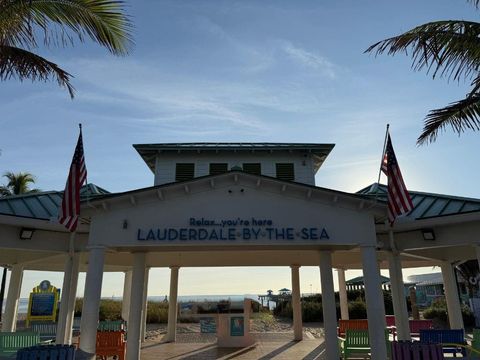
[302,342,326,360]
[257,341,298,360]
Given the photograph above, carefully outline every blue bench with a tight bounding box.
[16,344,75,360]
[419,329,466,357]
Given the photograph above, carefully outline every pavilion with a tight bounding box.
[0,142,479,360]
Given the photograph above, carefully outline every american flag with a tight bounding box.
[58,128,87,232]
[381,134,413,225]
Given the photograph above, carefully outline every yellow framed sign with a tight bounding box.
[26,280,60,326]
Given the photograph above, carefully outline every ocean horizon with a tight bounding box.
[10,294,264,314]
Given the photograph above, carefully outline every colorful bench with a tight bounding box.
[391,341,444,360]
[0,332,40,358]
[409,319,433,338]
[419,329,466,357]
[337,319,368,337]
[30,322,57,343]
[338,329,390,360]
[385,315,398,340]
[16,344,76,360]
[472,328,480,356]
[98,320,126,332]
[386,315,396,327]
[95,331,126,360]
[72,317,81,331]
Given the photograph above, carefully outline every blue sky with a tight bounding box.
[1,0,477,298]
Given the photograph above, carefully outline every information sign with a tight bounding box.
[200,317,216,333]
[26,280,60,326]
[230,316,244,336]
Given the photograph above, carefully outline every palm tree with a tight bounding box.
[0,0,133,98]
[366,0,480,145]
[0,171,40,196]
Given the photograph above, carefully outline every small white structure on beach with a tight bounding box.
[1,142,480,359]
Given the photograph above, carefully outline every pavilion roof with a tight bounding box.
[357,183,480,220]
[0,184,109,220]
[133,142,335,174]
[346,275,390,285]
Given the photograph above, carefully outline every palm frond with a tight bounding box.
[0,45,74,98]
[0,0,133,55]
[0,186,12,196]
[366,21,480,83]
[467,0,480,9]
[0,2,38,50]
[1,171,38,195]
[417,94,480,144]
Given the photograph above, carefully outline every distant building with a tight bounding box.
[407,273,469,307]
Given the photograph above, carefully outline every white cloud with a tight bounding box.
[281,41,337,78]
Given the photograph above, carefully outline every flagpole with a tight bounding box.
[377,123,390,186]
[79,123,89,205]
[68,232,75,257]
[374,124,390,203]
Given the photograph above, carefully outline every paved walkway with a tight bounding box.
[141,334,326,360]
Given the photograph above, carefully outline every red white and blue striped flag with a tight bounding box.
[381,133,413,225]
[58,127,87,232]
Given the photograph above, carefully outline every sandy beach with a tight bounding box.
[144,313,324,343]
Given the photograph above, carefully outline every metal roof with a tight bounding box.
[133,142,335,174]
[0,184,109,220]
[346,275,390,285]
[407,273,443,286]
[357,183,480,220]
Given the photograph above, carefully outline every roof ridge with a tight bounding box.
[83,170,382,206]
[0,183,109,201]
[0,190,61,200]
[359,182,480,203]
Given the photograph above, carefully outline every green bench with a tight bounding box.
[338,329,390,360]
[30,322,57,343]
[0,332,40,358]
[98,320,126,332]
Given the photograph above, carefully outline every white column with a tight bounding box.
[165,266,179,342]
[141,267,150,342]
[126,253,146,360]
[441,261,464,329]
[79,246,105,357]
[56,254,74,343]
[361,246,387,360]
[320,252,340,359]
[121,270,132,321]
[291,265,302,341]
[476,246,480,276]
[2,264,23,332]
[65,253,80,344]
[387,251,410,340]
[337,268,349,320]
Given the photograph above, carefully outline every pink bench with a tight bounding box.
[384,317,433,340]
[410,319,433,338]
[386,315,396,327]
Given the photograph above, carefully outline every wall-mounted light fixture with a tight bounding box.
[422,229,435,241]
[19,228,35,240]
